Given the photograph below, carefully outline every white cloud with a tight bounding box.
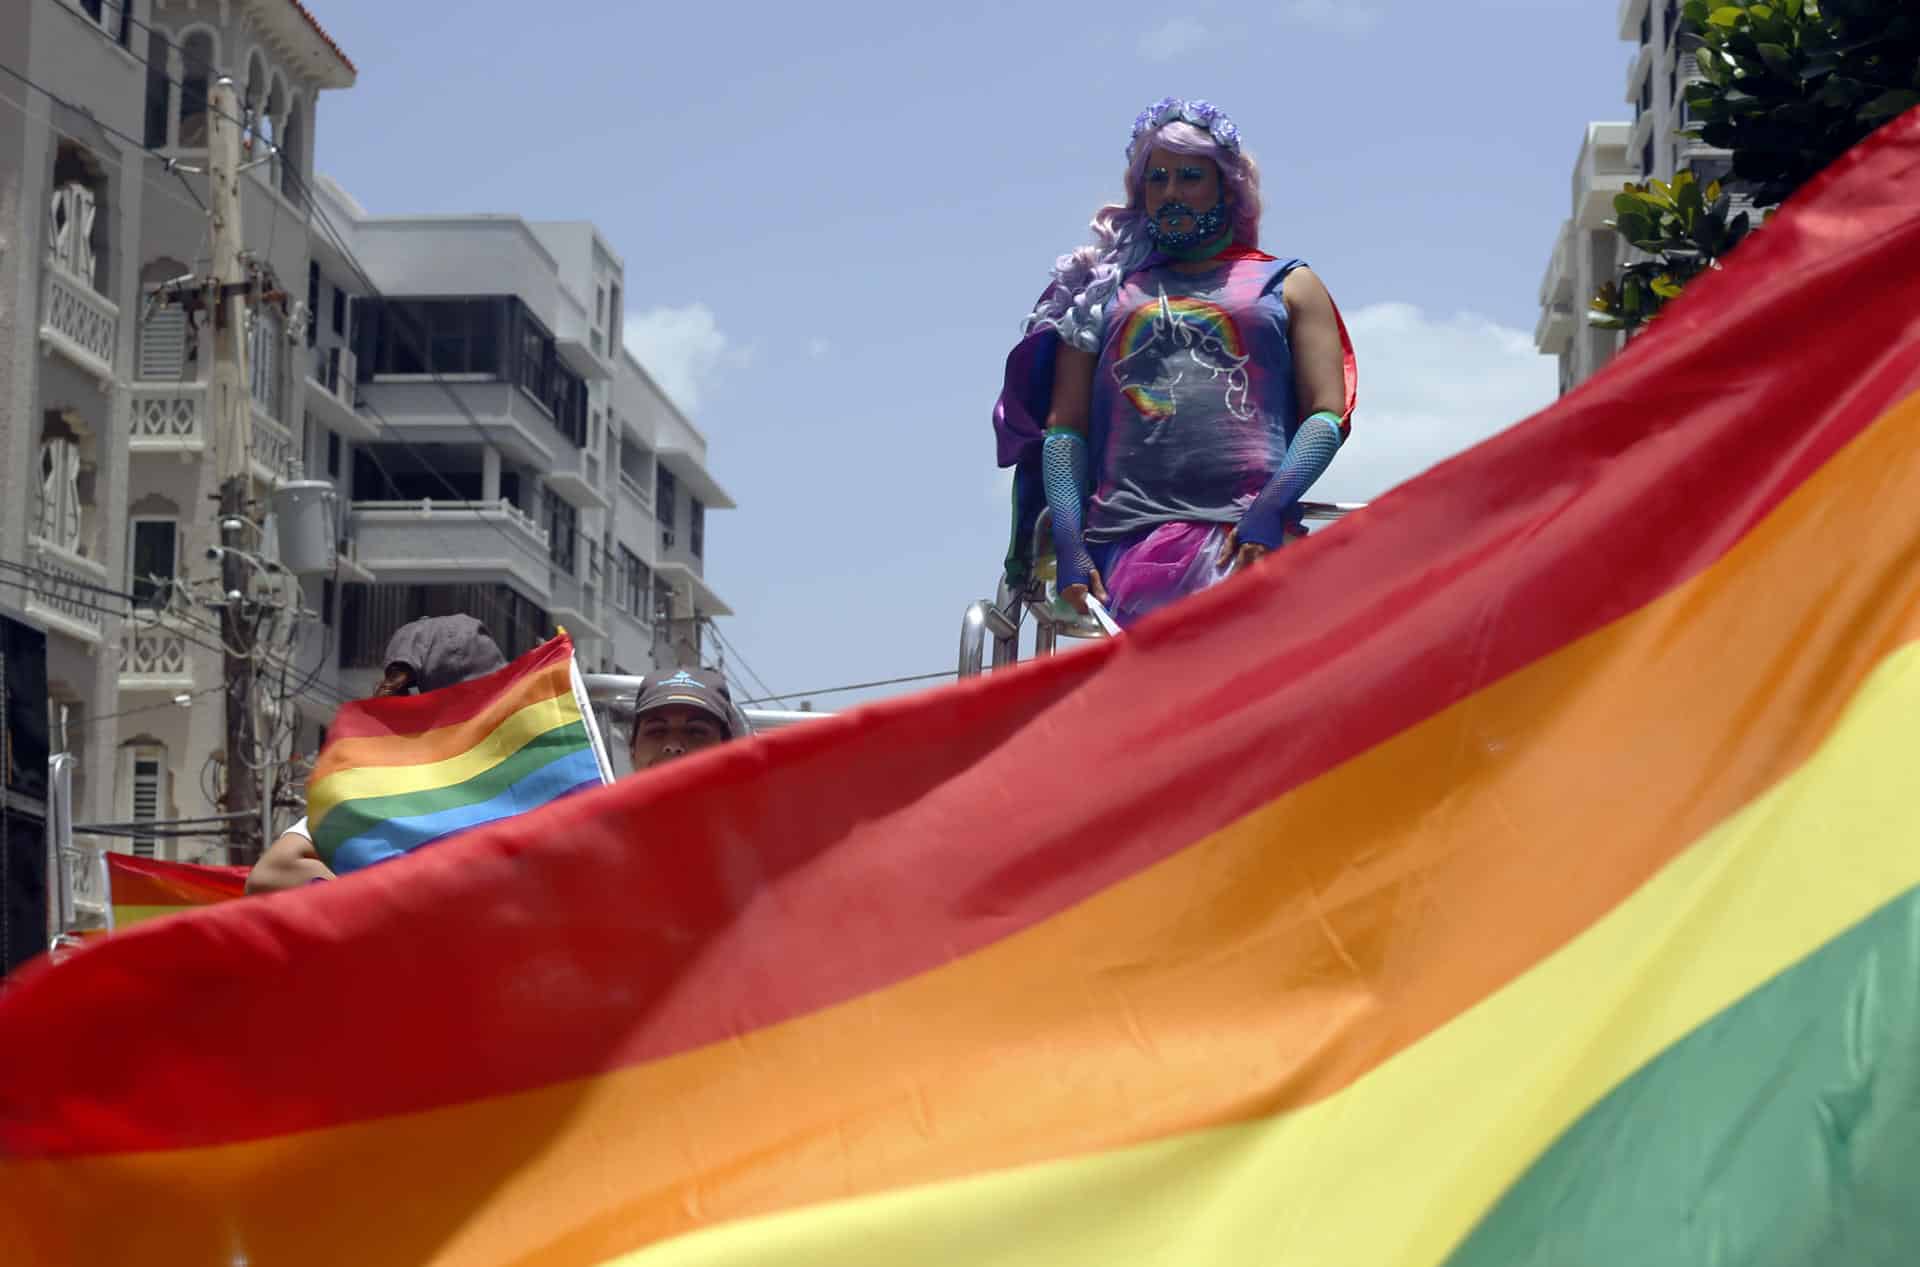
[1277,0,1383,36]
[1137,17,1214,61]
[807,337,832,359]
[1318,302,1558,504]
[621,303,742,413]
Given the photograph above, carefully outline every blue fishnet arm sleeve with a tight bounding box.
[1236,411,1345,550]
[1041,428,1097,590]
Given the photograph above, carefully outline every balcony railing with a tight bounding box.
[26,536,109,644]
[119,624,194,688]
[128,383,206,452]
[40,258,118,382]
[250,407,300,482]
[350,499,553,596]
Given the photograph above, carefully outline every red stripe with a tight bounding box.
[104,855,248,907]
[321,634,572,742]
[3,114,1920,1161]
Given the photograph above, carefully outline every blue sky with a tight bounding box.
[306,0,1634,709]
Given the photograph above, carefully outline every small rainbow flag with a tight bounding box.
[307,632,613,874]
[103,853,247,929]
[2,111,1920,1267]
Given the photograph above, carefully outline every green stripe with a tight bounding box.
[312,721,591,851]
[1442,886,1920,1267]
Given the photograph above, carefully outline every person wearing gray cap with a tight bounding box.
[625,667,745,771]
[244,615,509,894]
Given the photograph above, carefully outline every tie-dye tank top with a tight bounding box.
[1086,254,1305,542]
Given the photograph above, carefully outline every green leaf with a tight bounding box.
[1782,0,1801,16]
[1756,42,1795,74]
[1706,178,1724,203]
[1860,88,1920,120]
[1708,5,1745,27]
[1651,274,1687,299]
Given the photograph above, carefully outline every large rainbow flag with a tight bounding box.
[103,853,247,929]
[307,632,613,873]
[2,112,1920,1267]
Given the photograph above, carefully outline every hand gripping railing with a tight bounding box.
[959,501,1366,678]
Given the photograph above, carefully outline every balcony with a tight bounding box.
[25,536,109,645]
[39,259,118,384]
[250,407,300,484]
[654,560,733,619]
[1575,123,1635,229]
[128,383,206,454]
[118,622,195,692]
[545,439,611,511]
[355,379,557,470]
[548,569,609,642]
[1534,301,1576,356]
[1538,220,1573,307]
[305,346,380,441]
[349,498,553,599]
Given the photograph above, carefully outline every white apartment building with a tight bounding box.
[308,180,735,703]
[1537,0,1735,393]
[0,0,734,867]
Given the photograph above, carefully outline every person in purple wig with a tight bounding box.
[993,97,1357,628]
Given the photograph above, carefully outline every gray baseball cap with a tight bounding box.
[382,614,508,693]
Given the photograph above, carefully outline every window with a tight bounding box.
[129,749,164,859]
[1642,137,1655,178]
[178,32,213,148]
[547,493,578,576]
[76,0,130,43]
[340,583,553,667]
[321,577,336,628]
[619,431,649,491]
[307,262,320,349]
[128,520,178,609]
[595,286,606,327]
[652,576,673,625]
[1664,0,1679,46]
[690,498,705,559]
[248,308,284,417]
[619,546,649,619]
[326,431,341,479]
[332,286,347,336]
[655,464,677,532]
[608,283,621,349]
[359,297,505,377]
[1637,74,1651,119]
[1639,8,1650,45]
[143,28,171,147]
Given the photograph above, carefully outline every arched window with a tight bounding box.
[279,97,305,198]
[142,26,172,147]
[178,31,215,149]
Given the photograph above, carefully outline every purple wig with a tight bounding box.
[1027,119,1265,353]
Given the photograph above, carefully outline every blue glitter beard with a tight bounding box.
[1147,198,1229,249]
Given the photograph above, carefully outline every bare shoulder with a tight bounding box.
[1281,266,1331,307]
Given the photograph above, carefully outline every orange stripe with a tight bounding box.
[8,392,1919,1266]
[308,663,574,781]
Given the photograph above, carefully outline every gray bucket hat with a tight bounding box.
[382,614,508,693]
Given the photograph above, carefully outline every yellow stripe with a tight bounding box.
[109,905,191,929]
[305,692,583,830]
[618,640,1920,1266]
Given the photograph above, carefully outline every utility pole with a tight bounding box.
[207,76,261,865]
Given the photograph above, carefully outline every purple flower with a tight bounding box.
[1185,100,1219,125]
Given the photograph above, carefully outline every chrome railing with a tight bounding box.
[959,501,1367,678]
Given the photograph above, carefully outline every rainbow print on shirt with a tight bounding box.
[1110,290,1252,422]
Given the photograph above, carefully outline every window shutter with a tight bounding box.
[138,306,188,380]
[131,754,163,859]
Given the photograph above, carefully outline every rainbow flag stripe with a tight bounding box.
[103,853,247,929]
[306,633,608,873]
[2,112,1920,1267]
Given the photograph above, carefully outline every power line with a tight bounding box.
[702,618,791,709]
[735,670,958,707]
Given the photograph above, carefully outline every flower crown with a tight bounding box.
[1128,97,1242,160]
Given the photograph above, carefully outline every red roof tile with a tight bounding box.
[285,0,356,76]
